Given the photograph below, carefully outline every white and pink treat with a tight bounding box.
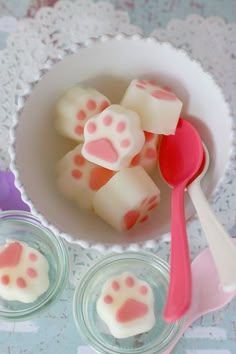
[97,272,155,338]
[57,144,114,210]
[0,240,49,303]
[121,79,183,135]
[93,166,160,231]
[130,131,159,173]
[82,105,145,171]
[55,85,110,142]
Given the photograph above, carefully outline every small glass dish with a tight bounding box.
[73,251,184,354]
[0,210,69,320]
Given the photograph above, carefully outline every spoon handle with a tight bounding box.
[188,181,236,292]
[164,183,192,322]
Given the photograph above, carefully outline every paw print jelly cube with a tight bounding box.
[121,79,183,135]
[93,166,160,231]
[82,105,145,171]
[55,85,111,142]
[57,144,114,210]
[97,272,155,338]
[0,241,49,303]
[130,131,159,173]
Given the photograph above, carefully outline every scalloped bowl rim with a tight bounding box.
[9,34,235,252]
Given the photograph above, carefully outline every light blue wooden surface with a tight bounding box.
[0,1,236,353]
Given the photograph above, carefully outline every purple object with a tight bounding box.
[0,170,30,211]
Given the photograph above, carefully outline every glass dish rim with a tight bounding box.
[73,250,184,354]
[0,210,69,320]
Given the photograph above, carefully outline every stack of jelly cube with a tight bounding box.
[55,79,183,232]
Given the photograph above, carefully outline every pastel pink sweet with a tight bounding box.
[82,105,145,171]
[57,144,114,210]
[121,79,183,135]
[130,131,159,173]
[96,272,155,338]
[93,166,160,231]
[55,85,111,142]
[0,240,49,303]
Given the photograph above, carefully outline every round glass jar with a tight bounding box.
[0,210,69,320]
[73,251,184,354]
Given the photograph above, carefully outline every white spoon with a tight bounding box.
[162,238,236,354]
[187,143,236,292]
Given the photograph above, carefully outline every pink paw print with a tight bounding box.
[121,79,183,135]
[130,131,159,173]
[93,166,160,232]
[55,86,110,142]
[124,193,160,230]
[97,272,155,338]
[0,241,49,303]
[82,105,145,171]
[135,79,177,100]
[57,144,115,210]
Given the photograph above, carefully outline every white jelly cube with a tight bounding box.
[93,166,160,231]
[130,131,159,173]
[0,241,49,303]
[82,105,145,171]
[57,144,114,210]
[97,272,155,338]
[121,79,183,135]
[55,85,111,142]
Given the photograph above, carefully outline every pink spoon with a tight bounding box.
[159,118,204,322]
[163,238,236,354]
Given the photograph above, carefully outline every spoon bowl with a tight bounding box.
[187,142,209,186]
[159,119,204,187]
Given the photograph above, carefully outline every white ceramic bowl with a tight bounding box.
[10,34,234,251]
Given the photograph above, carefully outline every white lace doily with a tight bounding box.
[0,0,141,170]
[0,1,236,277]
